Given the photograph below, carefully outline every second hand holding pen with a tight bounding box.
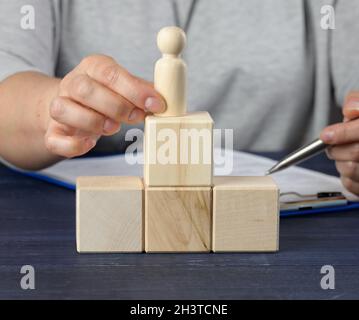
[267,106,359,175]
[267,112,359,175]
[266,104,359,175]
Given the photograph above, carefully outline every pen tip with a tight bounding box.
[267,164,280,175]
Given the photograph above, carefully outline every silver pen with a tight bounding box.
[266,138,327,175]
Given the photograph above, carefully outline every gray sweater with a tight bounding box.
[1,0,358,152]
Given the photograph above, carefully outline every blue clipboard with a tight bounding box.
[280,202,359,217]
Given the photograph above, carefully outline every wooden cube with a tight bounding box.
[145,187,211,252]
[76,176,144,253]
[144,111,213,187]
[213,176,279,252]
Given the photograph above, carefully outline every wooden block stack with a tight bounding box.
[144,26,213,252]
[76,26,280,253]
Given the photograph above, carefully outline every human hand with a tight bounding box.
[45,54,166,158]
[320,92,359,195]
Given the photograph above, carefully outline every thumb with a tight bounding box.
[320,120,359,145]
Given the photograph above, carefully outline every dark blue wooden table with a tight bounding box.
[0,152,358,299]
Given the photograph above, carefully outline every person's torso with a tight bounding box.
[55,0,338,152]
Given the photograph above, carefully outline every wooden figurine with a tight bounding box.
[154,26,187,117]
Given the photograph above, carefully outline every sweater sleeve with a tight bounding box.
[0,0,60,81]
[331,0,359,107]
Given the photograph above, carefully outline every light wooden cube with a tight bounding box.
[145,187,211,252]
[213,176,279,252]
[144,111,213,187]
[76,176,144,253]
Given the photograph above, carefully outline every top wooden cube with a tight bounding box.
[144,111,213,187]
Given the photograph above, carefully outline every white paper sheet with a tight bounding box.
[30,148,356,201]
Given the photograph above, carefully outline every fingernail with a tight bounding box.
[128,109,139,121]
[85,137,97,149]
[144,97,166,113]
[322,130,335,143]
[103,119,119,133]
[347,99,359,110]
[325,148,333,159]
[51,98,64,116]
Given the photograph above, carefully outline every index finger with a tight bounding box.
[343,91,359,121]
[79,55,166,113]
[321,118,359,145]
